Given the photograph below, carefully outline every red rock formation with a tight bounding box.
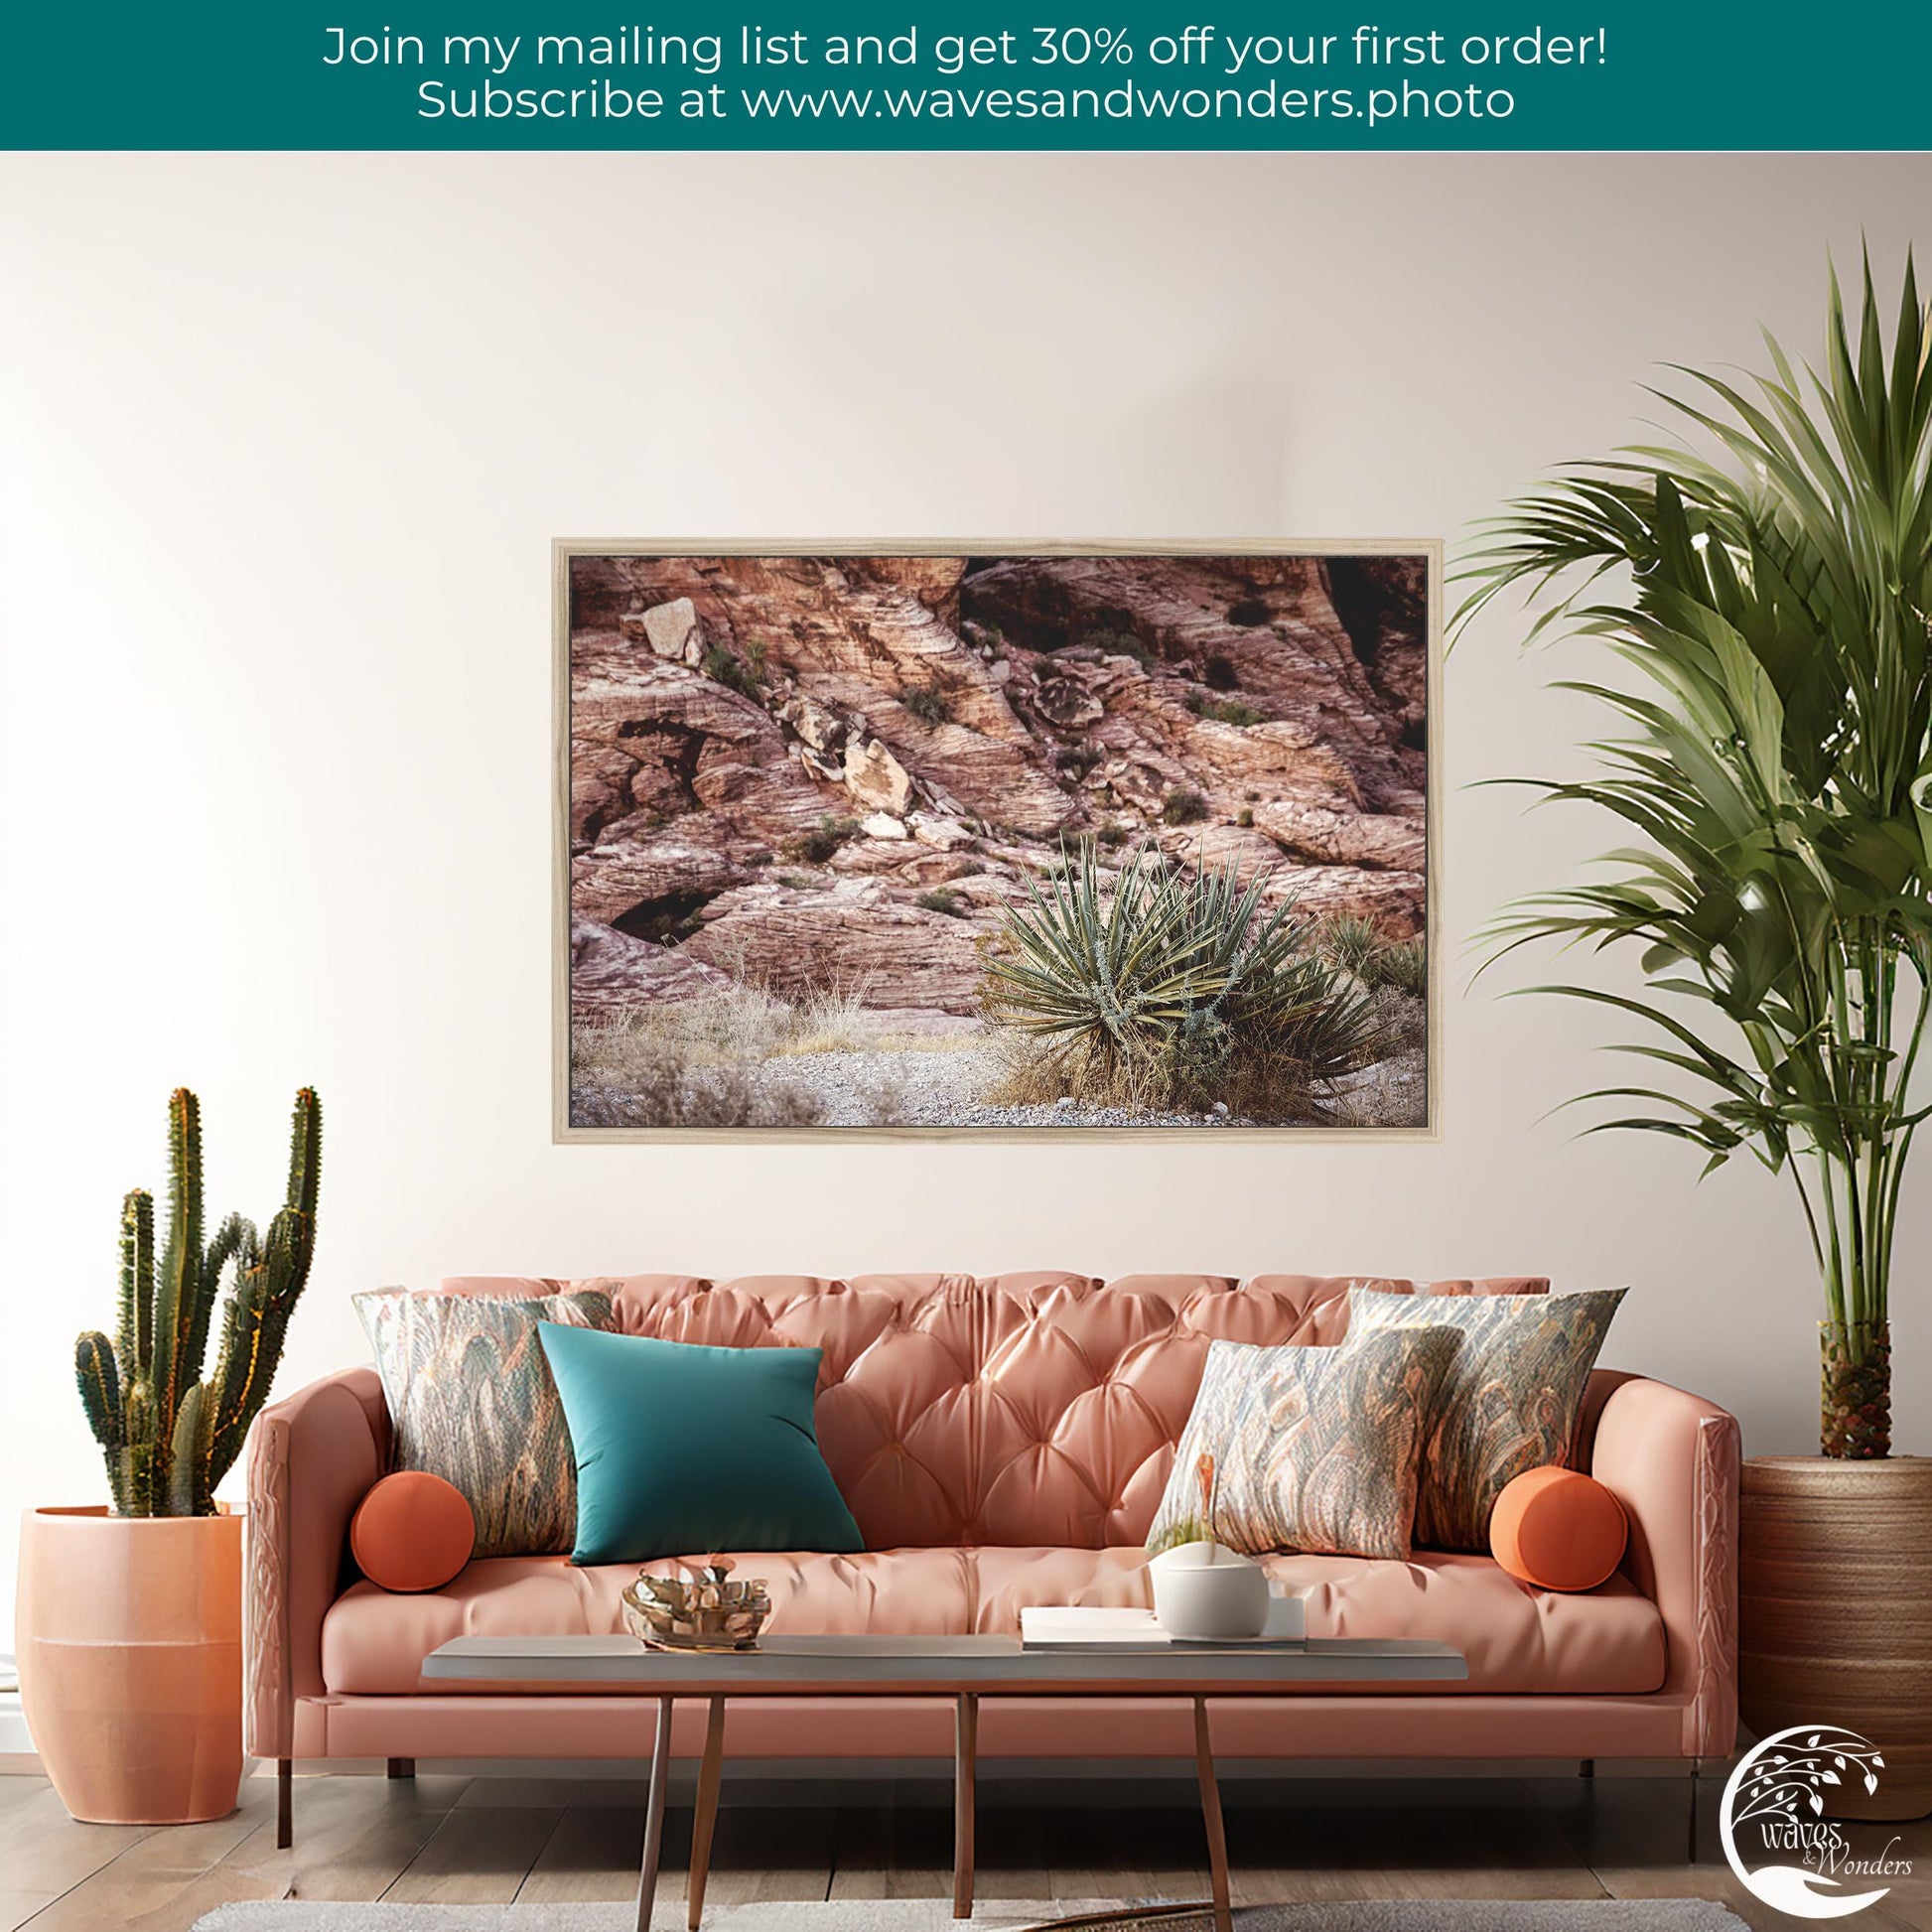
[570,916,737,1019]
[568,553,1429,1016]
[682,879,992,1012]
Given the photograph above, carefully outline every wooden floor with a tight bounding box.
[4,1768,1929,1932]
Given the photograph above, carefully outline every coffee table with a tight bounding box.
[424,1632,1463,1932]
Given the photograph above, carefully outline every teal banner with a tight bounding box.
[4,3,1927,150]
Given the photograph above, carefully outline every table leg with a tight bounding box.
[634,1696,674,1932]
[687,1697,728,1931]
[1193,1698,1232,1932]
[953,1691,979,1920]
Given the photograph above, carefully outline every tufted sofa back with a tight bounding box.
[439,1272,1544,1551]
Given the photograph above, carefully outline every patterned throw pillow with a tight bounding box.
[1346,1285,1626,1553]
[354,1288,613,1558]
[1146,1325,1462,1563]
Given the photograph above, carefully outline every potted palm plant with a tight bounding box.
[1458,256,1932,1817]
[17,1088,321,1823]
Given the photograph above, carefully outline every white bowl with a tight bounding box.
[1150,1540,1280,1640]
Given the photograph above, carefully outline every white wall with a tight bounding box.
[3,152,1928,1644]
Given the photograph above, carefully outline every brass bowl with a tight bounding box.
[621,1558,770,1652]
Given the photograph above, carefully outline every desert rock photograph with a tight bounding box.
[564,550,1431,1132]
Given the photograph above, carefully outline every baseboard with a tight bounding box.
[15,1748,1731,1790]
[254,1753,1722,1788]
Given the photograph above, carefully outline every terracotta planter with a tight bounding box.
[16,1505,243,1824]
[1739,1456,1932,1821]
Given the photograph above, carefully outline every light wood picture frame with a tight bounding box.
[555,540,1442,1141]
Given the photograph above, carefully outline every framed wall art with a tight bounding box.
[556,542,1439,1139]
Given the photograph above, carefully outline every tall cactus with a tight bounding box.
[75,1088,322,1517]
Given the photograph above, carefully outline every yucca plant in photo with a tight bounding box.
[1370,937,1429,997]
[1457,254,1932,1456]
[1316,913,1383,980]
[979,841,1375,1118]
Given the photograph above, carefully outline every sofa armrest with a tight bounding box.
[1586,1373,1740,1759]
[244,1367,388,1758]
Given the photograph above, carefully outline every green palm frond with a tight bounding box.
[1456,250,1932,1343]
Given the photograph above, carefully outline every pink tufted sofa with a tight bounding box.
[244,1272,1738,1780]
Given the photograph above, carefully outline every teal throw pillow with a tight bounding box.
[537,1323,864,1564]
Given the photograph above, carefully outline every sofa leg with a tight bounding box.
[1579,1758,1595,1780]
[1687,1762,1701,1863]
[387,1758,416,1780]
[277,1760,292,1850]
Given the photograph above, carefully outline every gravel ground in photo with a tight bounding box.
[746,1042,1251,1129]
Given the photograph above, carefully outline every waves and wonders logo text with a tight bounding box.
[1721,1725,1913,1919]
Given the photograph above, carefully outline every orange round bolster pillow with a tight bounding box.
[1489,1465,1627,1592]
[350,1471,476,1593]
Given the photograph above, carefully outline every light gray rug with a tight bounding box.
[195,1899,1750,1931]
